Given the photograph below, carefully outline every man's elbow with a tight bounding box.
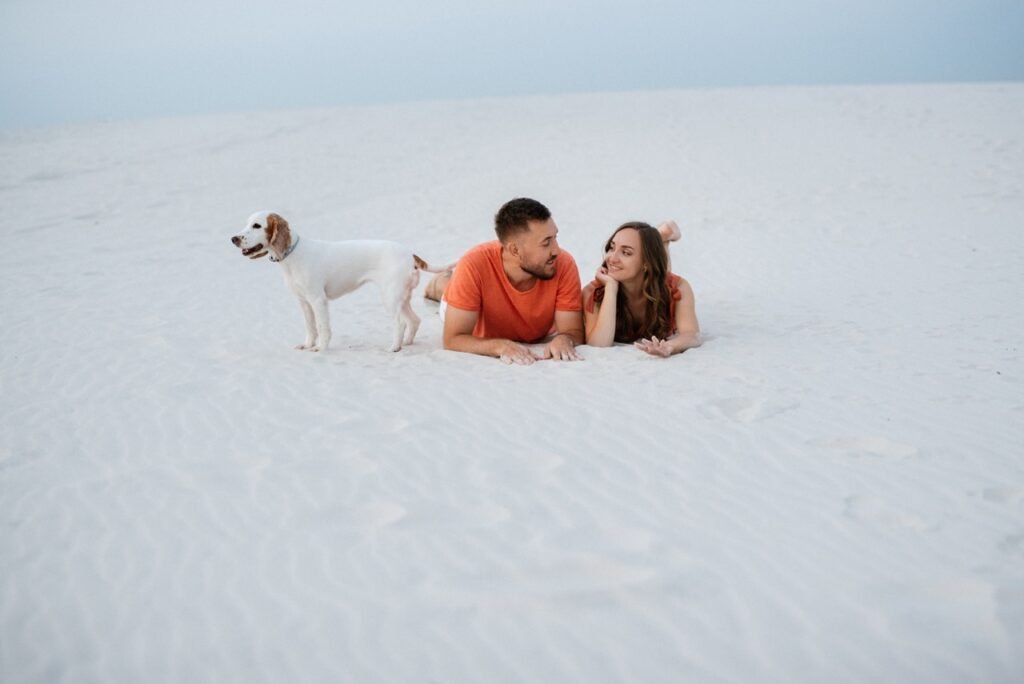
[443,329,475,352]
[561,325,585,346]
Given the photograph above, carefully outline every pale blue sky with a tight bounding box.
[1,0,1022,130]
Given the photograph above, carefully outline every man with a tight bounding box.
[438,198,584,365]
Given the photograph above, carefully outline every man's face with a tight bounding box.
[514,218,561,280]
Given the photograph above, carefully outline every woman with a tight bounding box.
[582,221,701,357]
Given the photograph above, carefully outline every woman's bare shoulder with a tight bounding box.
[671,275,695,298]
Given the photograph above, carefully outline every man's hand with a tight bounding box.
[543,333,581,361]
[498,340,541,365]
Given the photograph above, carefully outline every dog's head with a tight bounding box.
[230,211,291,260]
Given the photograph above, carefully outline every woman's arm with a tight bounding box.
[583,277,619,347]
[635,278,702,357]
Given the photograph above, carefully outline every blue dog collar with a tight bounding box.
[270,235,300,262]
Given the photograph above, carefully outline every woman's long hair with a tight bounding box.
[604,222,673,343]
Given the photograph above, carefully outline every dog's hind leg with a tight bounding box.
[381,270,421,352]
[400,270,421,345]
[401,299,421,345]
[379,285,406,352]
[390,313,406,352]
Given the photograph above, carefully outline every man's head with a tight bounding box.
[495,198,560,280]
[495,198,551,243]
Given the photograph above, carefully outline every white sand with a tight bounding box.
[2,83,1023,682]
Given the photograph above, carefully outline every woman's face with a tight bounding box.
[604,228,644,282]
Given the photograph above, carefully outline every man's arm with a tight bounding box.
[544,250,585,360]
[542,309,584,361]
[554,309,584,345]
[443,304,539,365]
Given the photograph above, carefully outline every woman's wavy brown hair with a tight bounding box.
[604,222,673,343]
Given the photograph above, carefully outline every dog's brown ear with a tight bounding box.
[267,213,291,257]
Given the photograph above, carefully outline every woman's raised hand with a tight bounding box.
[594,265,618,287]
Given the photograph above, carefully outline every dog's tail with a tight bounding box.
[413,255,458,273]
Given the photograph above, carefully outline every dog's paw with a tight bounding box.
[387,343,402,352]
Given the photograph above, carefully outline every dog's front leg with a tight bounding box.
[310,297,332,351]
[296,298,318,350]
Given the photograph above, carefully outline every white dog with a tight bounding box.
[231,211,454,352]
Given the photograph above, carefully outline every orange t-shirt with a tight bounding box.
[444,241,582,343]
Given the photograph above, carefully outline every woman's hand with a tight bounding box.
[635,332,702,357]
[634,336,674,357]
[594,265,618,288]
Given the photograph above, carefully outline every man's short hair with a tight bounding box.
[494,198,551,243]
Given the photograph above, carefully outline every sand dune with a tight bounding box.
[2,83,1023,682]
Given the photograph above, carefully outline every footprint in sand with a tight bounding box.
[810,436,918,459]
[981,487,1024,505]
[843,495,930,531]
[697,397,798,423]
[998,533,1024,555]
[346,500,407,528]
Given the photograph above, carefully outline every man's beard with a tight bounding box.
[521,258,557,280]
